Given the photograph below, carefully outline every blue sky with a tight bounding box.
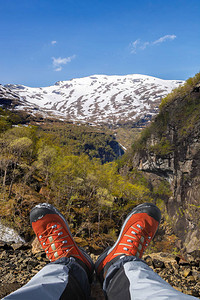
[0,0,200,87]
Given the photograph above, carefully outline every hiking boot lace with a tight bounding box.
[115,222,152,258]
[38,223,76,261]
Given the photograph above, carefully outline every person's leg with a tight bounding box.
[95,202,198,300]
[4,203,94,300]
[103,256,197,300]
[3,257,90,300]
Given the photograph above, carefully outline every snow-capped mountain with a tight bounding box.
[4,74,184,125]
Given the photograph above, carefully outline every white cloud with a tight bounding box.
[130,39,140,54]
[55,67,62,72]
[51,41,57,45]
[130,34,176,54]
[140,41,150,50]
[153,35,176,45]
[52,55,76,71]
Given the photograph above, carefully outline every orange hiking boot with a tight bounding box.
[30,203,94,279]
[95,202,161,280]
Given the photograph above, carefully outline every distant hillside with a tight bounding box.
[3,74,183,126]
[37,122,124,163]
[0,108,124,164]
[124,72,200,257]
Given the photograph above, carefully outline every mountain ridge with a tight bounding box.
[3,74,184,125]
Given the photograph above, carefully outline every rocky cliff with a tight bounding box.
[130,73,200,257]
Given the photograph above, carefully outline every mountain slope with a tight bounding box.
[5,74,183,125]
[0,85,21,107]
[126,72,200,256]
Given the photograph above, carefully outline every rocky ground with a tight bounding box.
[0,240,199,299]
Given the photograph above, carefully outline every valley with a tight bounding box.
[0,72,200,298]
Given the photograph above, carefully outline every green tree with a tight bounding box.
[35,146,57,185]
